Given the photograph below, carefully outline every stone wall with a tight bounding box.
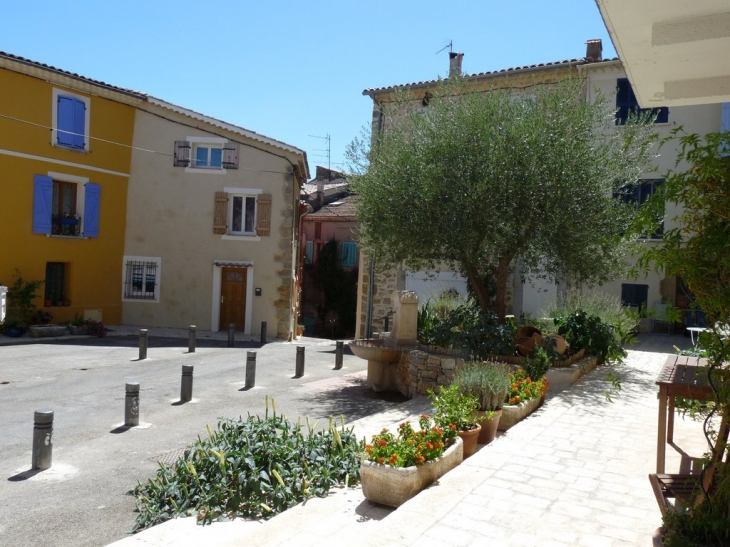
[396,350,463,398]
[357,260,401,338]
[273,171,296,338]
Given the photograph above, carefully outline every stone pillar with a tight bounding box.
[391,291,419,346]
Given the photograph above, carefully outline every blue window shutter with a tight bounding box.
[57,96,75,146]
[72,99,85,149]
[33,175,53,234]
[305,241,313,264]
[342,241,357,267]
[84,183,100,237]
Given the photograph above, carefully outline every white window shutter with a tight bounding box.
[174,140,191,167]
[222,142,239,169]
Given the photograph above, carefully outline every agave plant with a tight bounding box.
[453,361,511,411]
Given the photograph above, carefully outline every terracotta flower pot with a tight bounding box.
[516,333,542,356]
[475,409,502,444]
[545,334,567,355]
[516,326,541,339]
[457,424,481,458]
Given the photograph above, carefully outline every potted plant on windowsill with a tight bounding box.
[428,384,481,458]
[453,361,511,445]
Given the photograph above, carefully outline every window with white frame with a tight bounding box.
[52,89,90,151]
[214,188,271,238]
[174,137,239,172]
[230,194,257,234]
[122,256,161,302]
[32,172,101,238]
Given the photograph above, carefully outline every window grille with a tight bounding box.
[124,260,157,299]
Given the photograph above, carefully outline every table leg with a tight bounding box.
[668,396,675,443]
[657,385,668,474]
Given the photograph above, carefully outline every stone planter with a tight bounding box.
[28,325,68,338]
[68,325,88,335]
[361,436,463,507]
[498,397,542,431]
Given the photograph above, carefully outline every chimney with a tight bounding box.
[585,39,602,63]
[315,181,324,209]
[449,52,464,77]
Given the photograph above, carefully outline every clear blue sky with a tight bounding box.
[1,1,615,177]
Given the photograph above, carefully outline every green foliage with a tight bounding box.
[453,361,511,411]
[541,288,639,342]
[349,76,658,319]
[2,270,44,331]
[365,415,445,467]
[428,385,480,439]
[506,369,546,406]
[523,347,553,381]
[131,400,364,532]
[310,240,358,337]
[554,311,626,364]
[418,298,515,358]
[30,309,53,325]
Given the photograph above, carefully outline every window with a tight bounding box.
[45,262,67,305]
[616,78,668,125]
[617,179,664,238]
[33,174,100,238]
[305,241,314,264]
[621,283,648,310]
[122,257,161,302]
[174,137,239,172]
[213,189,271,238]
[341,241,357,267]
[52,89,89,151]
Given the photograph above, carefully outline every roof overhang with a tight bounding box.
[595,0,730,107]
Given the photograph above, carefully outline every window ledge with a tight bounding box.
[185,167,227,175]
[222,234,261,242]
[48,235,88,240]
[122,297,160,304]
[52,143,89,154]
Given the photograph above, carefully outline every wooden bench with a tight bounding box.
[649,411,728,516]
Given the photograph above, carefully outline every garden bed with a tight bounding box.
[498,397,542,431]
[485,348,586,368]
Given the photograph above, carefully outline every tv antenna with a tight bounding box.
[436,40,453,55]
[308,133,331,177]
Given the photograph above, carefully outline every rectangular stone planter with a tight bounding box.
[67,325,88,335]
[361,436,463,508]
[28,325,68,338]
[498,397,542,431]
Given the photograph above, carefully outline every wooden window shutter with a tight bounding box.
[174,140,191,167]
[256,194,272,236]
[213,192,228,234]
[222,142,239,169]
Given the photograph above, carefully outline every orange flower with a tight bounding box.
[378,439,387,447]
[378,457,385,464]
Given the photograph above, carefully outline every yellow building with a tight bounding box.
[0,53,144,325]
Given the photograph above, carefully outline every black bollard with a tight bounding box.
[335,340,344,370]
[295,346,305,377]
[181,365,194,402]
[188,325,196,353]
[139,329,148,360]
[245,351,256,389]
[228,323,235,348]
[32,409,53,470]
[260,321,267,346]
[125,381,140,426]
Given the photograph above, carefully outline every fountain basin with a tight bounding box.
[349,339,403,392]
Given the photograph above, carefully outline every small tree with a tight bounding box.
[637,130,730,545]
[349,76,658,320]
[2,270,44,331]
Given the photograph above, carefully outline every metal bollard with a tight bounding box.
[188,325,196,353]
[32,409,53,470]
[228,323,235,348]
[180,365,194,402]
[335,340,344,370]
[260,321,267,346]
[245,351,257,389]
[139,329,148,360]
[295,346,305,377]
[125,381,140,426]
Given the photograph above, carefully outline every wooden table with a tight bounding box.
[656,355,713,473]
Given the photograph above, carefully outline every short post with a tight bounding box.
[335,340,344,370]
[139,329,148,360]
[125,381,140,427]
[260,321,267,346]
[32,409,53,470]
[295,346,305,377]
[188,325,196,353]
[245,351,256,389]
[180,365,194,403]
[228,323,235,348]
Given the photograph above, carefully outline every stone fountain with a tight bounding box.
[350,291,419,392]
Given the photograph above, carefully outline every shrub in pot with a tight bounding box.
[453,361,511,444]
[428,385,481,457]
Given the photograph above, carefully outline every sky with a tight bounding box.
[0,1,616,177]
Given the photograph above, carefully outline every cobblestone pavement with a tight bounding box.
[113,333,707,547]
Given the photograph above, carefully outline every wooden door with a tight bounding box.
[220,267,247,331]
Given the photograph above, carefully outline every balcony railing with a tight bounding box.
[52,215,81,236]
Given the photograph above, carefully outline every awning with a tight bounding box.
[213,261,253,268]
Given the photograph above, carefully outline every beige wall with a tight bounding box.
[123,108,300,337]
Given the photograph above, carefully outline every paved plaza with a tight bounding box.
[0,329,707,546]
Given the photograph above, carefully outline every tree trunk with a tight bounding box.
[462,260,492,312]
[494,256,513,322]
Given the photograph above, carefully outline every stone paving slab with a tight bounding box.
[110,334,706,547]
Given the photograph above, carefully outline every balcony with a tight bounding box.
[52,215,81,237]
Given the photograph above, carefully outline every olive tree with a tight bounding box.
[349,77,657,320]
